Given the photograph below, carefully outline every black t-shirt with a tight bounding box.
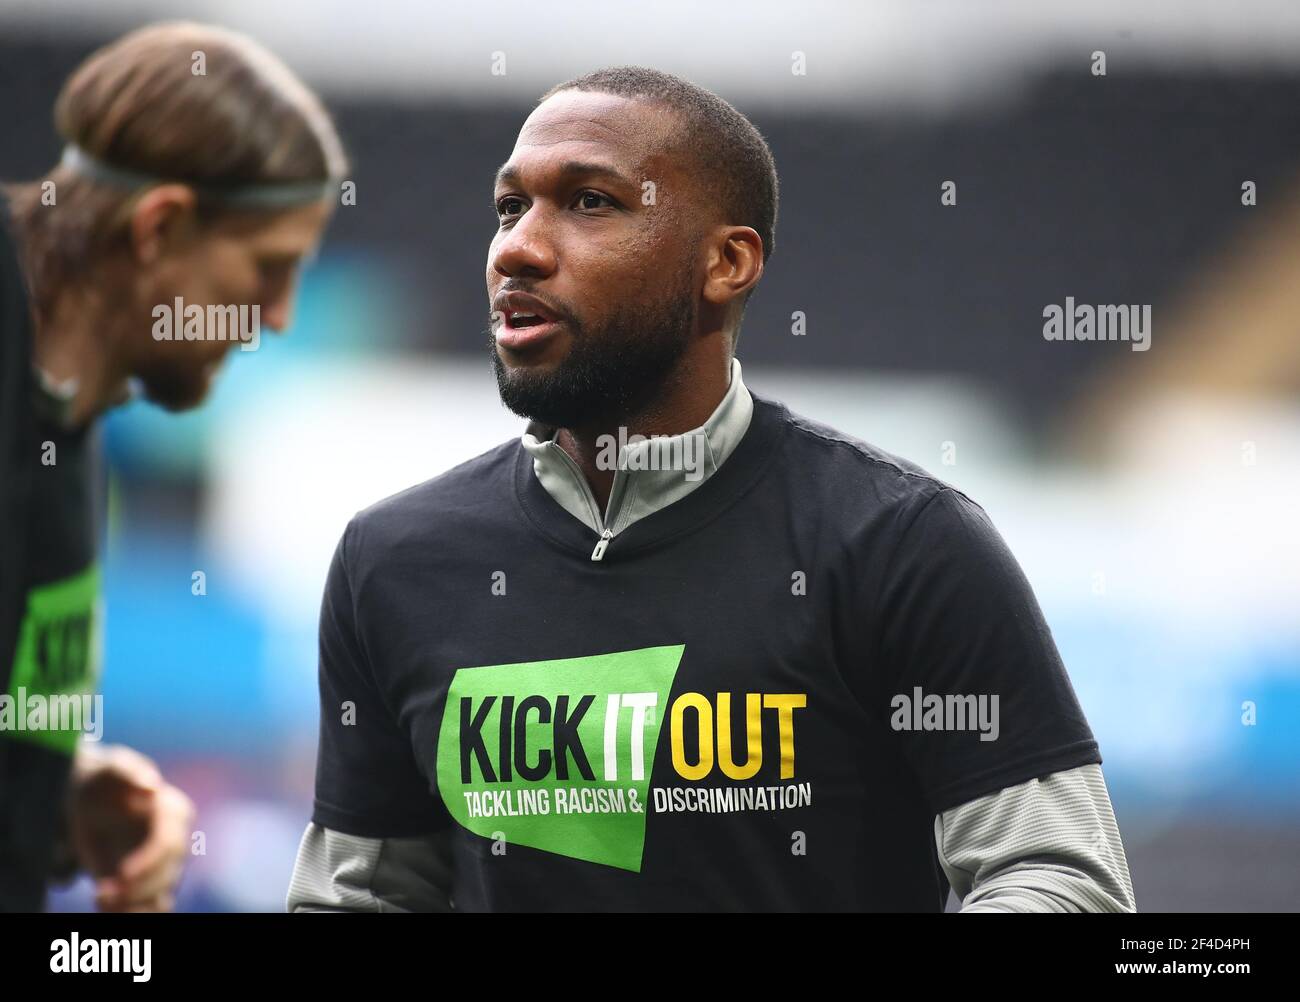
[0,202,101,912]
[312,393,1101,911]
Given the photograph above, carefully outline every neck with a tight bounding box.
[33,283,130,426]
[556,341,732,512]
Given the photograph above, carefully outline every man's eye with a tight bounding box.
[496,196,525,218]
[575,190,612,210]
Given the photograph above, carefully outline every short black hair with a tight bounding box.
[539,67,778,312]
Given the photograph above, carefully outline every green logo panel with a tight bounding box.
[4,565,101,754]
[437,644,684,872]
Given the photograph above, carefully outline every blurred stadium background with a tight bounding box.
[1,0,1297,911]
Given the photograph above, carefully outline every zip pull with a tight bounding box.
[590,528,614,561]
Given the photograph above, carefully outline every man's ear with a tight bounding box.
[702,225,764,308]
[128,184,199,265]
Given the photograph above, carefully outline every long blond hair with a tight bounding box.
[4,21,349,325]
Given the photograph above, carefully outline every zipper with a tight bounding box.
[590,528,614,561]
[591,475,637,560]
[547,438,627,562]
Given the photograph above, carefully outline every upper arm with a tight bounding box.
[875,486,1102,813]
[312,521,443,837]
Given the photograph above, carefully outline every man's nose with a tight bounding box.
[259,281,298,334]
[491,207,557,279]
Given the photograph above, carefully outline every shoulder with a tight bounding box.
[761,392,980,523]
[338,437,520,566]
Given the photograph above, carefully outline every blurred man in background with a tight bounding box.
[1,21,346,911]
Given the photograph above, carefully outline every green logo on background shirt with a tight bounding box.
[3,565,101,754]
[436,644,684,872]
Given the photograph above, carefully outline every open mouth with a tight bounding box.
[492,290,568,351]
[497,311,563,351]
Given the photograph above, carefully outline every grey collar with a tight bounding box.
[521,356,754,538]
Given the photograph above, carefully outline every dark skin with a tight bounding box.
[488,90,764,511]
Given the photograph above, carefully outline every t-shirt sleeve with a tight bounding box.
[874,486,1101,815]
[311,520,445,837]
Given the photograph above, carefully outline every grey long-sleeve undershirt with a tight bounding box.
[937,762,1135,912]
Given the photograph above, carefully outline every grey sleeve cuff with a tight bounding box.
[935,763,1137,913]
[286,822,455,913]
